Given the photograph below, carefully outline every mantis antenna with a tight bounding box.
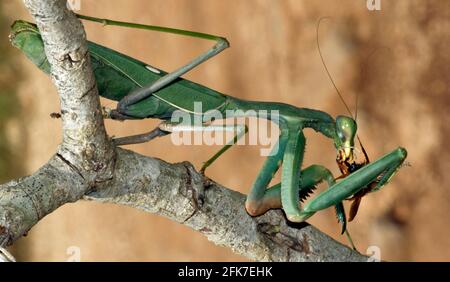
[316,17,354,118]
[316,17,369,162]
[316,18,365,248]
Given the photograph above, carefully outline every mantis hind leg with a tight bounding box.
[77,14,230,116]
[116,36,228,116]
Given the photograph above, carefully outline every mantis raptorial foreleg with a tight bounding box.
[249,165,337,213]
[245,129,406,229]
[303,148,407,214]
[245,127,289,216]
[245,149,348,233]
[280,127,307,222]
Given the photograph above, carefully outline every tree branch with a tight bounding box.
[22,0,115,180]
[0,0,368,261]
[85,149,366,261]
[0,154,86,246]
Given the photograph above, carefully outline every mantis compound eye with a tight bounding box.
[336,115,357,142]
[335,115,357,162]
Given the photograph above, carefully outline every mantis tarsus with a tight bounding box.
[10,14,407,246]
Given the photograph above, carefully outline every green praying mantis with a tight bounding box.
[10,14,407,245]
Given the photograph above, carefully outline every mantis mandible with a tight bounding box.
[10,14,407,244]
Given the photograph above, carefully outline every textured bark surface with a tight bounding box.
[0,0,114,247]
[0,0,368,261]
[86,149,365,261]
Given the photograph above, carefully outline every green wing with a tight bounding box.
[10,20,227,119]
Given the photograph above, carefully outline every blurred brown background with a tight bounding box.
[0,0,448,261]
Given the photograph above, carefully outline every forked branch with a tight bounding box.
[0,0,367,261]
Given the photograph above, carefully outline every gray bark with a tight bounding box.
[0,0,368,261]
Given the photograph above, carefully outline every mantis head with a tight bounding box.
[334,115,357,168]
[334,115,374,221]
